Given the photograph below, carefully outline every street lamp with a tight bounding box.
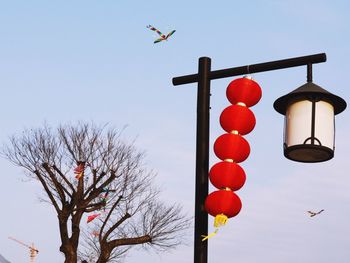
[172,53,346,263]
[273,64,347,162]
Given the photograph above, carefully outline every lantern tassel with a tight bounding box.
[201,214,228,241]
[201,229,218,241]
[214,213,228,227]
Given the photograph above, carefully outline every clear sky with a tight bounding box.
[1,0,350,262]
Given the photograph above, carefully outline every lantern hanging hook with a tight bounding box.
[307,63,313,83]
[247,64,252,76]
[244,65,252,79]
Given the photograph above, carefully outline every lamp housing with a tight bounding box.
[274,82,346,163]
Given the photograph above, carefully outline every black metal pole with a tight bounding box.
[173,53,326,86]
[194,57,211,263]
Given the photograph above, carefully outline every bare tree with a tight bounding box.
[2,123,190,263]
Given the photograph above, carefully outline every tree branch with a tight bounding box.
[83,200,106,213]
[108,235,152,247]
[34,170,61,213]
[83,171,106,199]
[52,164,76,195]
[84,171,116,205]
[42,163,67,203]
[99,195,123,241]
[102,212,131,243]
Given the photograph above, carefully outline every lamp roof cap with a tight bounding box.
[273,82,346,115]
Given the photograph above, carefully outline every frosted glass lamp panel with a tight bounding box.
[285,100,312,147]
[315,101,334,149]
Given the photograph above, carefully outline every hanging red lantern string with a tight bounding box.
[203,76,262,241]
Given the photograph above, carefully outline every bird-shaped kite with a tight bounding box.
[146,25,176,43]
[92,230,100,237]
[74,161,85,180]
[87,213,101,223]
[307,209,324,217]
[101,188,116,199]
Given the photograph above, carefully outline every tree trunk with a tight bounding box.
[60,246,78,263]
[63,254,77,263]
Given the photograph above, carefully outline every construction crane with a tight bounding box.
[8,236,39,263]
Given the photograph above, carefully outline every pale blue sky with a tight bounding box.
[1,0,350,262]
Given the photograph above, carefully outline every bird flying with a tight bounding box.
[307,209,324,217]
[146,25,176,43]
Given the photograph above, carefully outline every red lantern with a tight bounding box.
[220,104,256,135]
[205,190,242,218]
[214,133,250,162]
[226,77,262,107]
[209,161,246,191]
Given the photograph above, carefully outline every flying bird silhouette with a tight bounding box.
[307,209,324,217]
[146,25,176,43]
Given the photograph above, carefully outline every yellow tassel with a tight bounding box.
[201,214,228,241]
[214,214,228,228]
[201,229,218,241]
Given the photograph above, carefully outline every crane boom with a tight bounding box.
[8,236,32,250]
[8,236,39,263]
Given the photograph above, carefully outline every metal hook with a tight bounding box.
[307,63,312,82]
[244,65,252,79]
